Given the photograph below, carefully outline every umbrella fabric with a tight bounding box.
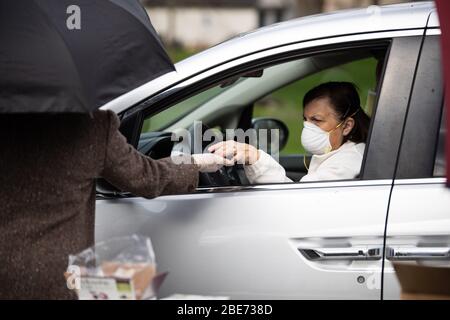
[0,0,175,113]
[435,0,449,186]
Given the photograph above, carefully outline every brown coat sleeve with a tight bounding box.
[100,110,199,198]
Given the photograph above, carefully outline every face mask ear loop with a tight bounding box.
[340,109,360,141]
[334,120,345,131]
[303,154,309,171]
[328,109,349,134]
[349,109,360,118]
[331,108,360,133]
[343,109,360,131]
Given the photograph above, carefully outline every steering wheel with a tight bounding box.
[183,122,250,187]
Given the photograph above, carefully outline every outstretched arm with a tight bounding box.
[101,111,199,198]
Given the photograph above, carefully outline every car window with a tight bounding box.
[140,44,388,185]
[141,84,238,133]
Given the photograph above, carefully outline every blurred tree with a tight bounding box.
[295,0,324,16]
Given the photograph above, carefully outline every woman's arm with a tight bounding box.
[244,150,293,184]
[300,149,363,182]
[208,141,292,184]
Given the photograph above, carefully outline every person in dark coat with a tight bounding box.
[0,110,207,299]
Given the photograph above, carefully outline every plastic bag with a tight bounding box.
[66,234,162,300]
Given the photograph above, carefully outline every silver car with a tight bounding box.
[95,1,450,299]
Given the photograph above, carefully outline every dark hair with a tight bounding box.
[302,81,371,144]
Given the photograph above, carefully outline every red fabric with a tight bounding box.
[435,1,450,186]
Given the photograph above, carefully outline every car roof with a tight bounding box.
[176,2,434,74]
[103,1,436,114]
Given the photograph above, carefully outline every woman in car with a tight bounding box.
[208,82,371,183]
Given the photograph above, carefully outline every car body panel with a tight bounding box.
[383,31,449,299]
[383,178,450,299]
[96,180,391,299]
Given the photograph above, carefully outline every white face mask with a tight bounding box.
[301,109,360,155]
[301,121,334,155]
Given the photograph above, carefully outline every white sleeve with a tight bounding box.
[300,151,362,182]
[244,150,293,184]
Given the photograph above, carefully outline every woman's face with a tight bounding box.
[303,97,355,151]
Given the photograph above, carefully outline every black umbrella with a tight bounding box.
[0,0,175,113]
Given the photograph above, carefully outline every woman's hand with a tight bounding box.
[208,140,260,165]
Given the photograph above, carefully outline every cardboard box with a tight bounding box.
[393,263,450,300]
[100,262,156,300]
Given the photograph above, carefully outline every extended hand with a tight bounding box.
[191,153,235,173]
[208,140,260,165]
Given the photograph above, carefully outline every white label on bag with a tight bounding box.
[78,277,135,300]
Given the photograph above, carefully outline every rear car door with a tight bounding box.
[382,31,450,299]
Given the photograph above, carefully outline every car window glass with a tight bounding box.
[141,80,244,132]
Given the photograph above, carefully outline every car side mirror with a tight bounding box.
[251,117,289,154]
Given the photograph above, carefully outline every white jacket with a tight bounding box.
[244,141,365,184]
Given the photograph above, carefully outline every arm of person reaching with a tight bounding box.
[100,110,199,199]
[244,149,293,184]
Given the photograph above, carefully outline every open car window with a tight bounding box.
[139,44,389,186]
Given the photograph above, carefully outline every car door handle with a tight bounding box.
[386,246,450,261]
[298,246,383,261]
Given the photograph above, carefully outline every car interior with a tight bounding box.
[137,46,387,188]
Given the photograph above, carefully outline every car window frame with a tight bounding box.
[394,31,444,180]
[118,30,425,194]
[360,35,424,180]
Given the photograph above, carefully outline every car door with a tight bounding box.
[95,32,424,299]
[382,31,450,299]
